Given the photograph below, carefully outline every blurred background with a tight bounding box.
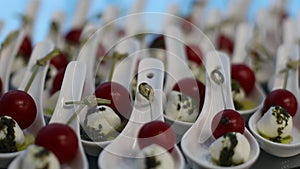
[0,0,300,43]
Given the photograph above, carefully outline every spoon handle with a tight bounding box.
[232,22,254,64]
[71,0,90,29]
[272,44,299,93]
[19,41,54,135]
[164,25,193,93]
[0,30,25,93]
[122,58,164,137]
[198,51,234,143]
[49,61,86,124]
[77,24,99,97]
[111,38,140,92]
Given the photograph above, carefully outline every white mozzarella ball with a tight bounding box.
[164,91,199,122]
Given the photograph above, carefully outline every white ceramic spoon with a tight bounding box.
[99,58,185,169]
[47,10,65,48]
[79,37,140,156]
[8,61,89,169]
[0,30,25,93]
[181,51,260,169]
[0,40,54,168]
[162,24,197,142]
[248,44,300,157]
[23,0,39,37]
[231,22,266,117]
[71,0,90,29]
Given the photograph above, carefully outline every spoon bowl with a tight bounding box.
[231,22,266,118]
[248,44,300,157]
[181,51,260,169]
[0,30,25,93]
[8,61,89,169]
[79,37,140,156]
[0,41,54,168]
[162,24,198,142]
[99,58,185,169]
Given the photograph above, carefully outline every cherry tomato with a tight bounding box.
[0,90,37,129]
[172,78,205,111]
[18,35,32,61]
[94,82,132,122]
[50,68,66,95]
[65,28,82,45]
[217,33,234,55]
[186,44,203,65]
[231,63,256,94]
[138,121,176,152]
[262,89,298,117]
[35,123,78,164]
[211,109,245,139]
[50,51,69,70]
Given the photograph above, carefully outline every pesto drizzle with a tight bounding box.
[218,132,238,166]
[0,116,17,153]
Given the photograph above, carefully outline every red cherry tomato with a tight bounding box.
[0,90,37,129]
[35,123,78,164]
[65,28,82,45]
[50,68,66,95]
[172,78,205,111]
[211,109,245,139]
[50,51,69,70]
[217,34,234,55]
[231,63,256,94]
[95,82,132,122]
[262,89,298,117]
[138,121,176,152]
[18,35,32,61]
[186,44,203,65]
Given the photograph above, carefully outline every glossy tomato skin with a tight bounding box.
[18,35,32,61]
[231,63,256,94]
[50,68,66,95]
[0,90,37,129]
[211,109,245,139]
[50,51,69,70]
[95,82,132,121]
[35,123,78,164]
[172,78,205,111]
[261,89,298,117]
[65,28,82,45]
[217,34,234,55]
[138,121,176,152]
[186,44,203,65]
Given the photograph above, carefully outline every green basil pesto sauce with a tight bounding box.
[259,106,292,143]
[0,117,17,153]
[145,156,161,169]
[218,132,238,166]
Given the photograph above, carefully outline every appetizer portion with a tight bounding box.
[80,105,123,142]
[257,106,292,143]
[209,132,250,166]
[164,91,198,122]
[20,144,60,169]
[136,144,175,169]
